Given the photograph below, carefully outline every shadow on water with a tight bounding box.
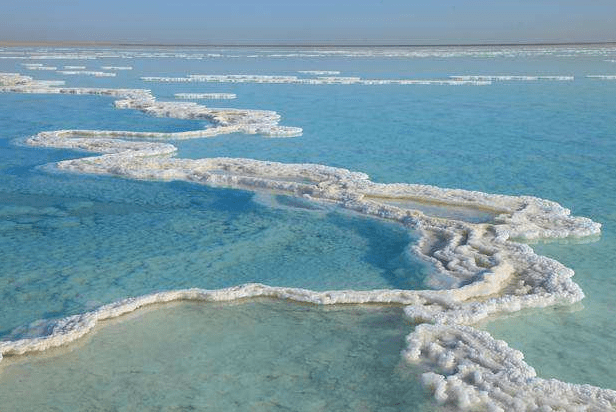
[260,193,429,290]
[177,187,430,290]
[325,212,428,290]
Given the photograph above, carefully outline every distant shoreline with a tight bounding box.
[1,40,616,48]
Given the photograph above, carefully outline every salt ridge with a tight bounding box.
[142,74,492,86]
[100,66,133,70]
[451,75,574,81]
[0,72,612,411]
[57,70,117,77]
[174,92,237,100]
[22,63,57,71]
[298,70,341,75]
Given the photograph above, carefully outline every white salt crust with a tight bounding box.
[57,70,117,77]
[1,72,612,411]
[142,74,492,86]
[586,75,616,80]
[174,92,237,100]
[298,70,341,75]
[100,66,133,70]
[450,75,574,81]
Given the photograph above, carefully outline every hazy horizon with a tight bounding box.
[2,0,615,46]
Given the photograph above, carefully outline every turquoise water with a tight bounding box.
[0,168,427,337]
[0,300,439,411]
[1,45,616,409]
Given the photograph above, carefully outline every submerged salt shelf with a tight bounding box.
[0,300,439,411]
[0,68,613,410]
[0,185,428,336]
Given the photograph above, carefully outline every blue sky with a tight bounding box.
[2,0,615,45]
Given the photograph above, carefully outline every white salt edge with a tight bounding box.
[142,73,491,86]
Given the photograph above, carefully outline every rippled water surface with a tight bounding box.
[0,300,442,411]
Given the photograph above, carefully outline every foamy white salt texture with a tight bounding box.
[64,65,86,70]
[142,73,491,86]
[0,72,612,411]
[174,92,237,100]
[587,75,616,80]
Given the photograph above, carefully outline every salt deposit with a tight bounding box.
[142,73,491,86]
[0,71,612,411]
[450,75,574,81]
[100,66,133,70]
[174,92,237,100]
[57,70,117,77]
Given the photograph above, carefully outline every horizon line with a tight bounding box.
[2,40,616,48]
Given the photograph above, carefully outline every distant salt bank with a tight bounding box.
[58,70,116,77]
[298,70,341,75]
[21,63,57,71]
[143,74,491,86]
[101,66,133,70]
[174,92,237,100]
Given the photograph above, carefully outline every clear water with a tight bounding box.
[1,45,616,408]
[0,174,428,338]
[0,300,441,411]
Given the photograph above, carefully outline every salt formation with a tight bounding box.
[298,70,341,75]
[22,63,57,71]
[142,74,492,86]
[174,92,237,100]
[100,66,133,70]
[57,70,116,77]
[0,73,302,138]
[0,72,613,411]
[405,324,616,411]
[450,75,574,81]
[587,75,616,80]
